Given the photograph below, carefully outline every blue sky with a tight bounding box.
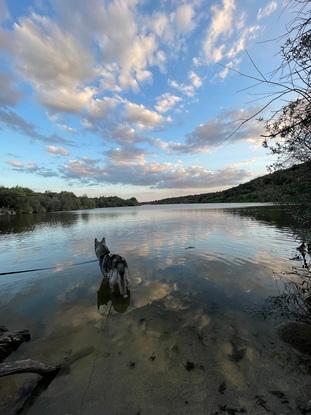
[0,0,292,201]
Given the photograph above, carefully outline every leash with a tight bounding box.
[0,259,99,277]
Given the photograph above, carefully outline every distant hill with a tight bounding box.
[146,162,311,205]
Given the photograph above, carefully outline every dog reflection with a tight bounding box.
[97,277,130,314]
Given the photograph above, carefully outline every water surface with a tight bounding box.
[0,204,310,414]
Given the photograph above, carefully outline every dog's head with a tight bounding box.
[95,237,110,259]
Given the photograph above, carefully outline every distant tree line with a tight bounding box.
[147,162,311,205]
[0,186,139,214]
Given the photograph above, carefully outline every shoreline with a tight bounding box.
[0,202,280,216]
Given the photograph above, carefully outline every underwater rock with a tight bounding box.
[279,322,311,355]
[185,360,195,371]
[218,381,226,395]
[229,340,246,362]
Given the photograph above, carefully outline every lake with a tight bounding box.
[0,203,310,415]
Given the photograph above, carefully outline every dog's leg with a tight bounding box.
[117,263,128,297]
[117,272,125,297]
[109,269,118,292]
[124,267,130,294]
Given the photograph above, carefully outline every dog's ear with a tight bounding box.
[101,237,106,244]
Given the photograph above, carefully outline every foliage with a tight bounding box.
[261,0,311,170]
[148,161,311,205]
[263,98,311,170]
[0,186,139,214]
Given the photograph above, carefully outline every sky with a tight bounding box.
[0,0,293,201]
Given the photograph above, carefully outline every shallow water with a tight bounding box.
[0,204,310,414]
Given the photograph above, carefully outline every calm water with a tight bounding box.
[0,204,310,414]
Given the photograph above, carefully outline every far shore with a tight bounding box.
[0,202,280,216]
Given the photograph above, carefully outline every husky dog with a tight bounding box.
[95,237,129,297]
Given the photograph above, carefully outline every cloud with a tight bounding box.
[158,108,263,154]
[188,71,202,88]
[53,0,162,91]
[0,108,75,145]
[257,1,277,20]
[155,93,182,113]
[146,3,196,48]
[174,3,196,34]
[125,102,164,129]
[0,0,9,22]
[56,123,76,133]
[88,97,119,118]
[227,25,260,60]
[202,0,236,63]
[47,145,69,156]
[218,58,241,79]
[7,159,58,177]
[59,156,251,189]
[169,70,202,97]
[106,146,146,166]
[110,124,147,145]
[0,72,21,107]
[13,13,95,113]
[201,0,260,68]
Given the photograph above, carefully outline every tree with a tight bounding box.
[230,1,311,171]
[262,0,311,170]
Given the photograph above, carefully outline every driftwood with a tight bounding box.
[0,359,60,378]
[0,326,61,414]
[0,326,59,378]
[0,327,31,362]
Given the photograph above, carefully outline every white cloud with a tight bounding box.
[157,108,263,154]
[227,25,260,59]
[56,123,76,133]
[257,1,277,20]
[93,0,161,91]
[147,2,196,47]
[169,70,202,97]
[88,97,119,118]
[109,124,149,145]
[0,72,21,107]
[13,13,95,112]
[53,0,162,91]
[155,93,182,113]
[202,0,236,63]
[59,157,251,190]
[218,58,240,79]
[188,70,202,88]
[7,159,57,177]
[174,3,196,34]
[7,159,22,168]
[106,146,146,166]
[201,0,260,69]
[9,1,166,117]
[47,145,69,156]
[125,102,164,129]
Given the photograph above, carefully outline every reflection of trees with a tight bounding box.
[233,206,311,324]
[231,206,310,243]
[262,268,311,324]
[0,212,77,234]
